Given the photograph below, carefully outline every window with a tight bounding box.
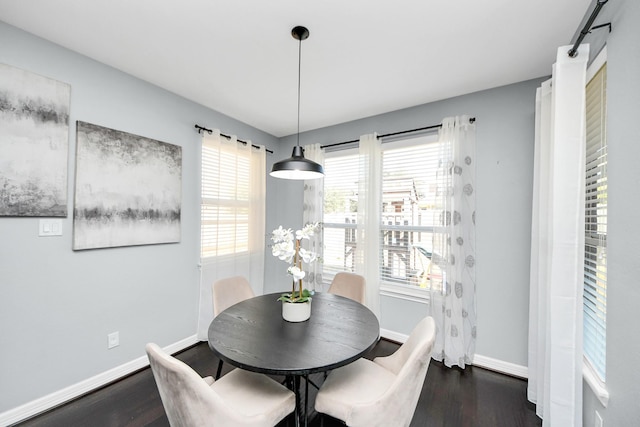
[583,60,607,381]
[201,138,251,258]
[379,137,441,290]
[322,150,359,279]
[322,134,440,292]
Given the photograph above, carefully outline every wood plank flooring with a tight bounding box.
[14,340,541,427]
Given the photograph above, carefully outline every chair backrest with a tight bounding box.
[146,343,225,426]
[353,316,436,427]
[212,276,255,317]
[327,272,366,305]
[374,316,436,376]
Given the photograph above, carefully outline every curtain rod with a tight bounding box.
[195,124,273,154]
[320,117,476,150]
[568,0,610,58]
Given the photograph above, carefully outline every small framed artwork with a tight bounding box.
[73,121,182,250]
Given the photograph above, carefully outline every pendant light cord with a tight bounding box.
[296,36,302,148]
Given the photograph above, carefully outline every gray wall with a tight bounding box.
[0,21,278,412]
[580,0,640,425]
[266,77,543,367]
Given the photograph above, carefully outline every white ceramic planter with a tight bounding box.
[282,300,312,322]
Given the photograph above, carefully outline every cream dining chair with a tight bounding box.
[146,343,295,427]
[212,276,255,378]
[212,276,255,317]
[321,272,368,383]
[315,316,436,427]
[327,272,366,305]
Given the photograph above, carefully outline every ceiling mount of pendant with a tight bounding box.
[291,26,309,41]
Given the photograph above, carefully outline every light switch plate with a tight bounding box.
[39,219,63,236]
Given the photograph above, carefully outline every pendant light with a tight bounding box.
[270,26,324,180]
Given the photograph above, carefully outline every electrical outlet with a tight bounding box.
[595,411,603,427]
[108,331,119,349]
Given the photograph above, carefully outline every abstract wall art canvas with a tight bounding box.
[73,121,182,250]
[0,63,71,216]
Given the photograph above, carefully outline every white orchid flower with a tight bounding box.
[296,222,319,240]
[272,241,295,263]
[288,266,306,281]
[298,248,317,264]
[272,226,293,243]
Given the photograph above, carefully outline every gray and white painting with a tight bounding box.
[0,63,70,216]
[73,121,182,250]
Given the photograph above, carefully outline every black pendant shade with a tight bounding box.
[270,25,324,180]
[270,146,324,180]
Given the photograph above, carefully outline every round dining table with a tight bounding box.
[207,291,380,427]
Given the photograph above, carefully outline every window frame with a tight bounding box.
[582,46,609,407]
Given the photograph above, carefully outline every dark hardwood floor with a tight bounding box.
[15,340,541,427]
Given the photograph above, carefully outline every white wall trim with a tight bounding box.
[587,45,607,82]
[0,335,198,426]
[380,328,409,343]
[472,354,528,379]
[379,286,429,304]
[381,328,527,379]
[583,358,609,407]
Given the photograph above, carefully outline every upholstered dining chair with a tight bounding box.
[318,272,368,385]
[315,316,436,427]
[327,272,366,305]
[146,343,295,427]
[212,276,255,378]
[212,275,255,317]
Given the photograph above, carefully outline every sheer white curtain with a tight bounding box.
[528,45,589,426]
[196,130,266,340]
[354,133,381,319]
[429,116,476,369]
[302,143,325,292]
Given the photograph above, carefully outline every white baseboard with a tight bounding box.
[0,335,199,427]
[380,328,409,343]
[380,328,528,379]
[472,354,528,379]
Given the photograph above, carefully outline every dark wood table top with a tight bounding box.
[207,292,380,376]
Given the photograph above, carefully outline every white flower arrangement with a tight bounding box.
[271,222,320,303]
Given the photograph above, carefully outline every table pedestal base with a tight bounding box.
[285,374,311,427]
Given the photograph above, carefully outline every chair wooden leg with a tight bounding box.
[215,360,223,379]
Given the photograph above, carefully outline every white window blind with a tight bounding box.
[201,140,250,258]
[322,150,359,280]
[380,138,439,288]
[584,62,607,381]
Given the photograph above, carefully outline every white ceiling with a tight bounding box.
[0,0,592,137]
